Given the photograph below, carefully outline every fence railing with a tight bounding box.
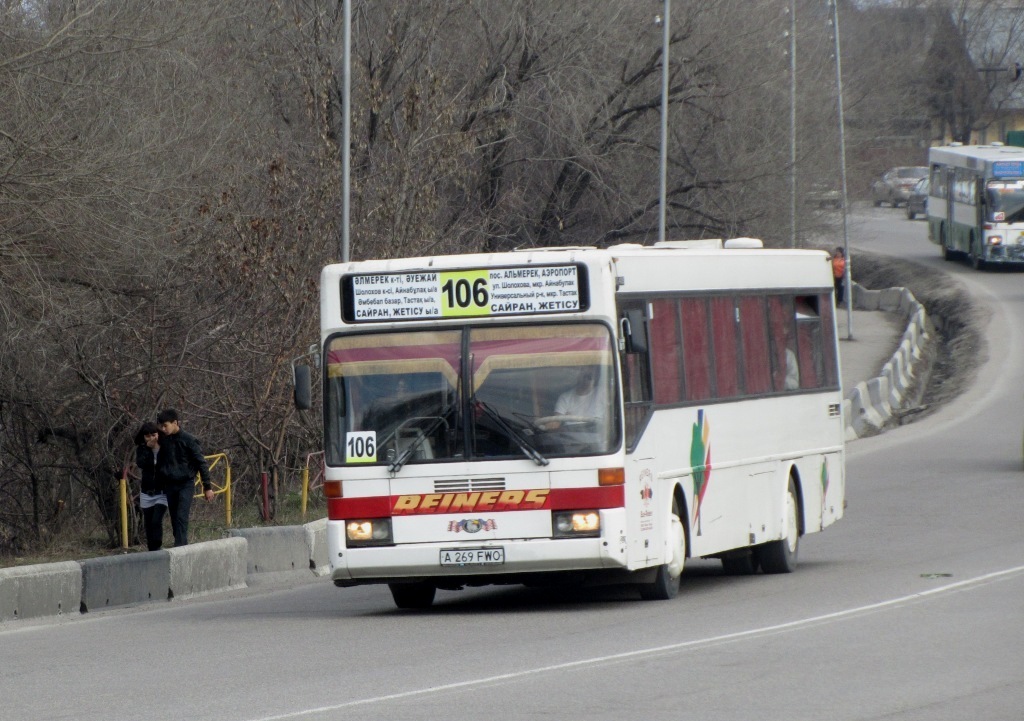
[118,452,330,548]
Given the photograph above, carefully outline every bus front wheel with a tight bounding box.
[970,239,987,271]
[639,496,686,600]
[756,478,800,574]
[389,582,436,609]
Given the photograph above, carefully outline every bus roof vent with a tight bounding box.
[512,246,595,253]
[723,237,764,249]
[652,239,723,249]
[607,243,646,250]
[949,142,963,147]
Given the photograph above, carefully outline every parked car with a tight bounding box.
[872,166,928,208]
[809,183,842,209]
[906,177,929,220]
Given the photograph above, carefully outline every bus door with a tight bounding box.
[944,166,956,250]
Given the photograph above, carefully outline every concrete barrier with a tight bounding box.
[228,526,312,575]
[846,382,886,440]
[845,282,931,438]
[304,518,330,577]
[1,522,335,624]
[80,552,170,612]
[0,562,81,622]
[168,538,247,601]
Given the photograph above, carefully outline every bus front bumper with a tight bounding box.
[985,243,1024,263]
[327,509,630,586]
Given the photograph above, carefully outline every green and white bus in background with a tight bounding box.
[927,142,1024,270]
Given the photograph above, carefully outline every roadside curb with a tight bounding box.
[0,520,326,623]
[843,282,932,440]
[0,561,81,622]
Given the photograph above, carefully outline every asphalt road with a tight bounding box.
[2,206,1023,721]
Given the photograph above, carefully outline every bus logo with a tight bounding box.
[392,489,550,515]
[691,410,713,536]
[821,458,830,518]
[639,469,653,506]
[448,519,497,533]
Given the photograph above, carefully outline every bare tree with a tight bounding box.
[0,0,906,557]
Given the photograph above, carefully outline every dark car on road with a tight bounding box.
[906,177,929,220]
[872,166,928,208]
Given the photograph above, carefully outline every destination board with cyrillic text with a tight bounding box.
[342,264,587,322]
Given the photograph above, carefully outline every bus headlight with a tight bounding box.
[346,518,393,546]
[988,235,1003,245]
[553,510,601,538]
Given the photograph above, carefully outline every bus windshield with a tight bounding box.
[324,323,619,467]
[986,179,1024,223]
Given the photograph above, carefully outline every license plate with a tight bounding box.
[439,547,505,567]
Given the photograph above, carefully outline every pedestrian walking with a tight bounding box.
[832,247,847,306]
[134,421,167,551]
[156,408,214,547]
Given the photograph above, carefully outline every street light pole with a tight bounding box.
[341,0,352,263]
[788,0,796,248]
[658,0,670,243]
[830,0,853,339]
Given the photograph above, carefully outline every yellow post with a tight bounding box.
[225,463,232,527]
[119,470,129,549]
[199,453,233,526]
[301,466,310,519]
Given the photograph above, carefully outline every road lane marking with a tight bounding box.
[251,564,1024,720]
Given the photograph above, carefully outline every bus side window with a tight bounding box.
[767,295,798,391]
[818,292,839,388]
[619,301,653,449]
[650,298,682,404]
[680,297,713,401]
[795,296,822,389]
[710,297,739,397]
[738,295,771,394]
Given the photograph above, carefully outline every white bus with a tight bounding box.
[298,240,846,608]
[927,142,1024,269]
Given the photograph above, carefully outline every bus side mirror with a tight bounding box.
[622,309,649,354]
[293,364,312,410]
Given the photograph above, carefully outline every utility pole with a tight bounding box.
[657,0,671,243]
[341,0,351,262]
[787,0,796,248]
[830,0,852,340]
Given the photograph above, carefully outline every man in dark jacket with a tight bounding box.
[156,408,214,546]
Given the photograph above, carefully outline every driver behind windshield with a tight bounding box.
[549,367,603,425]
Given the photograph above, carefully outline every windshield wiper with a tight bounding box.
[1003,208,1024,224]
[388,414,450,474]
[473,399,549,466]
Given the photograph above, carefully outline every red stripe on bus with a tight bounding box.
[327,485,624,520]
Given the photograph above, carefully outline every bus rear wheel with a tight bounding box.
[389,582,436,609]
[639,497,686,600]
[940,225,955,261]
[756,478,800,574]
